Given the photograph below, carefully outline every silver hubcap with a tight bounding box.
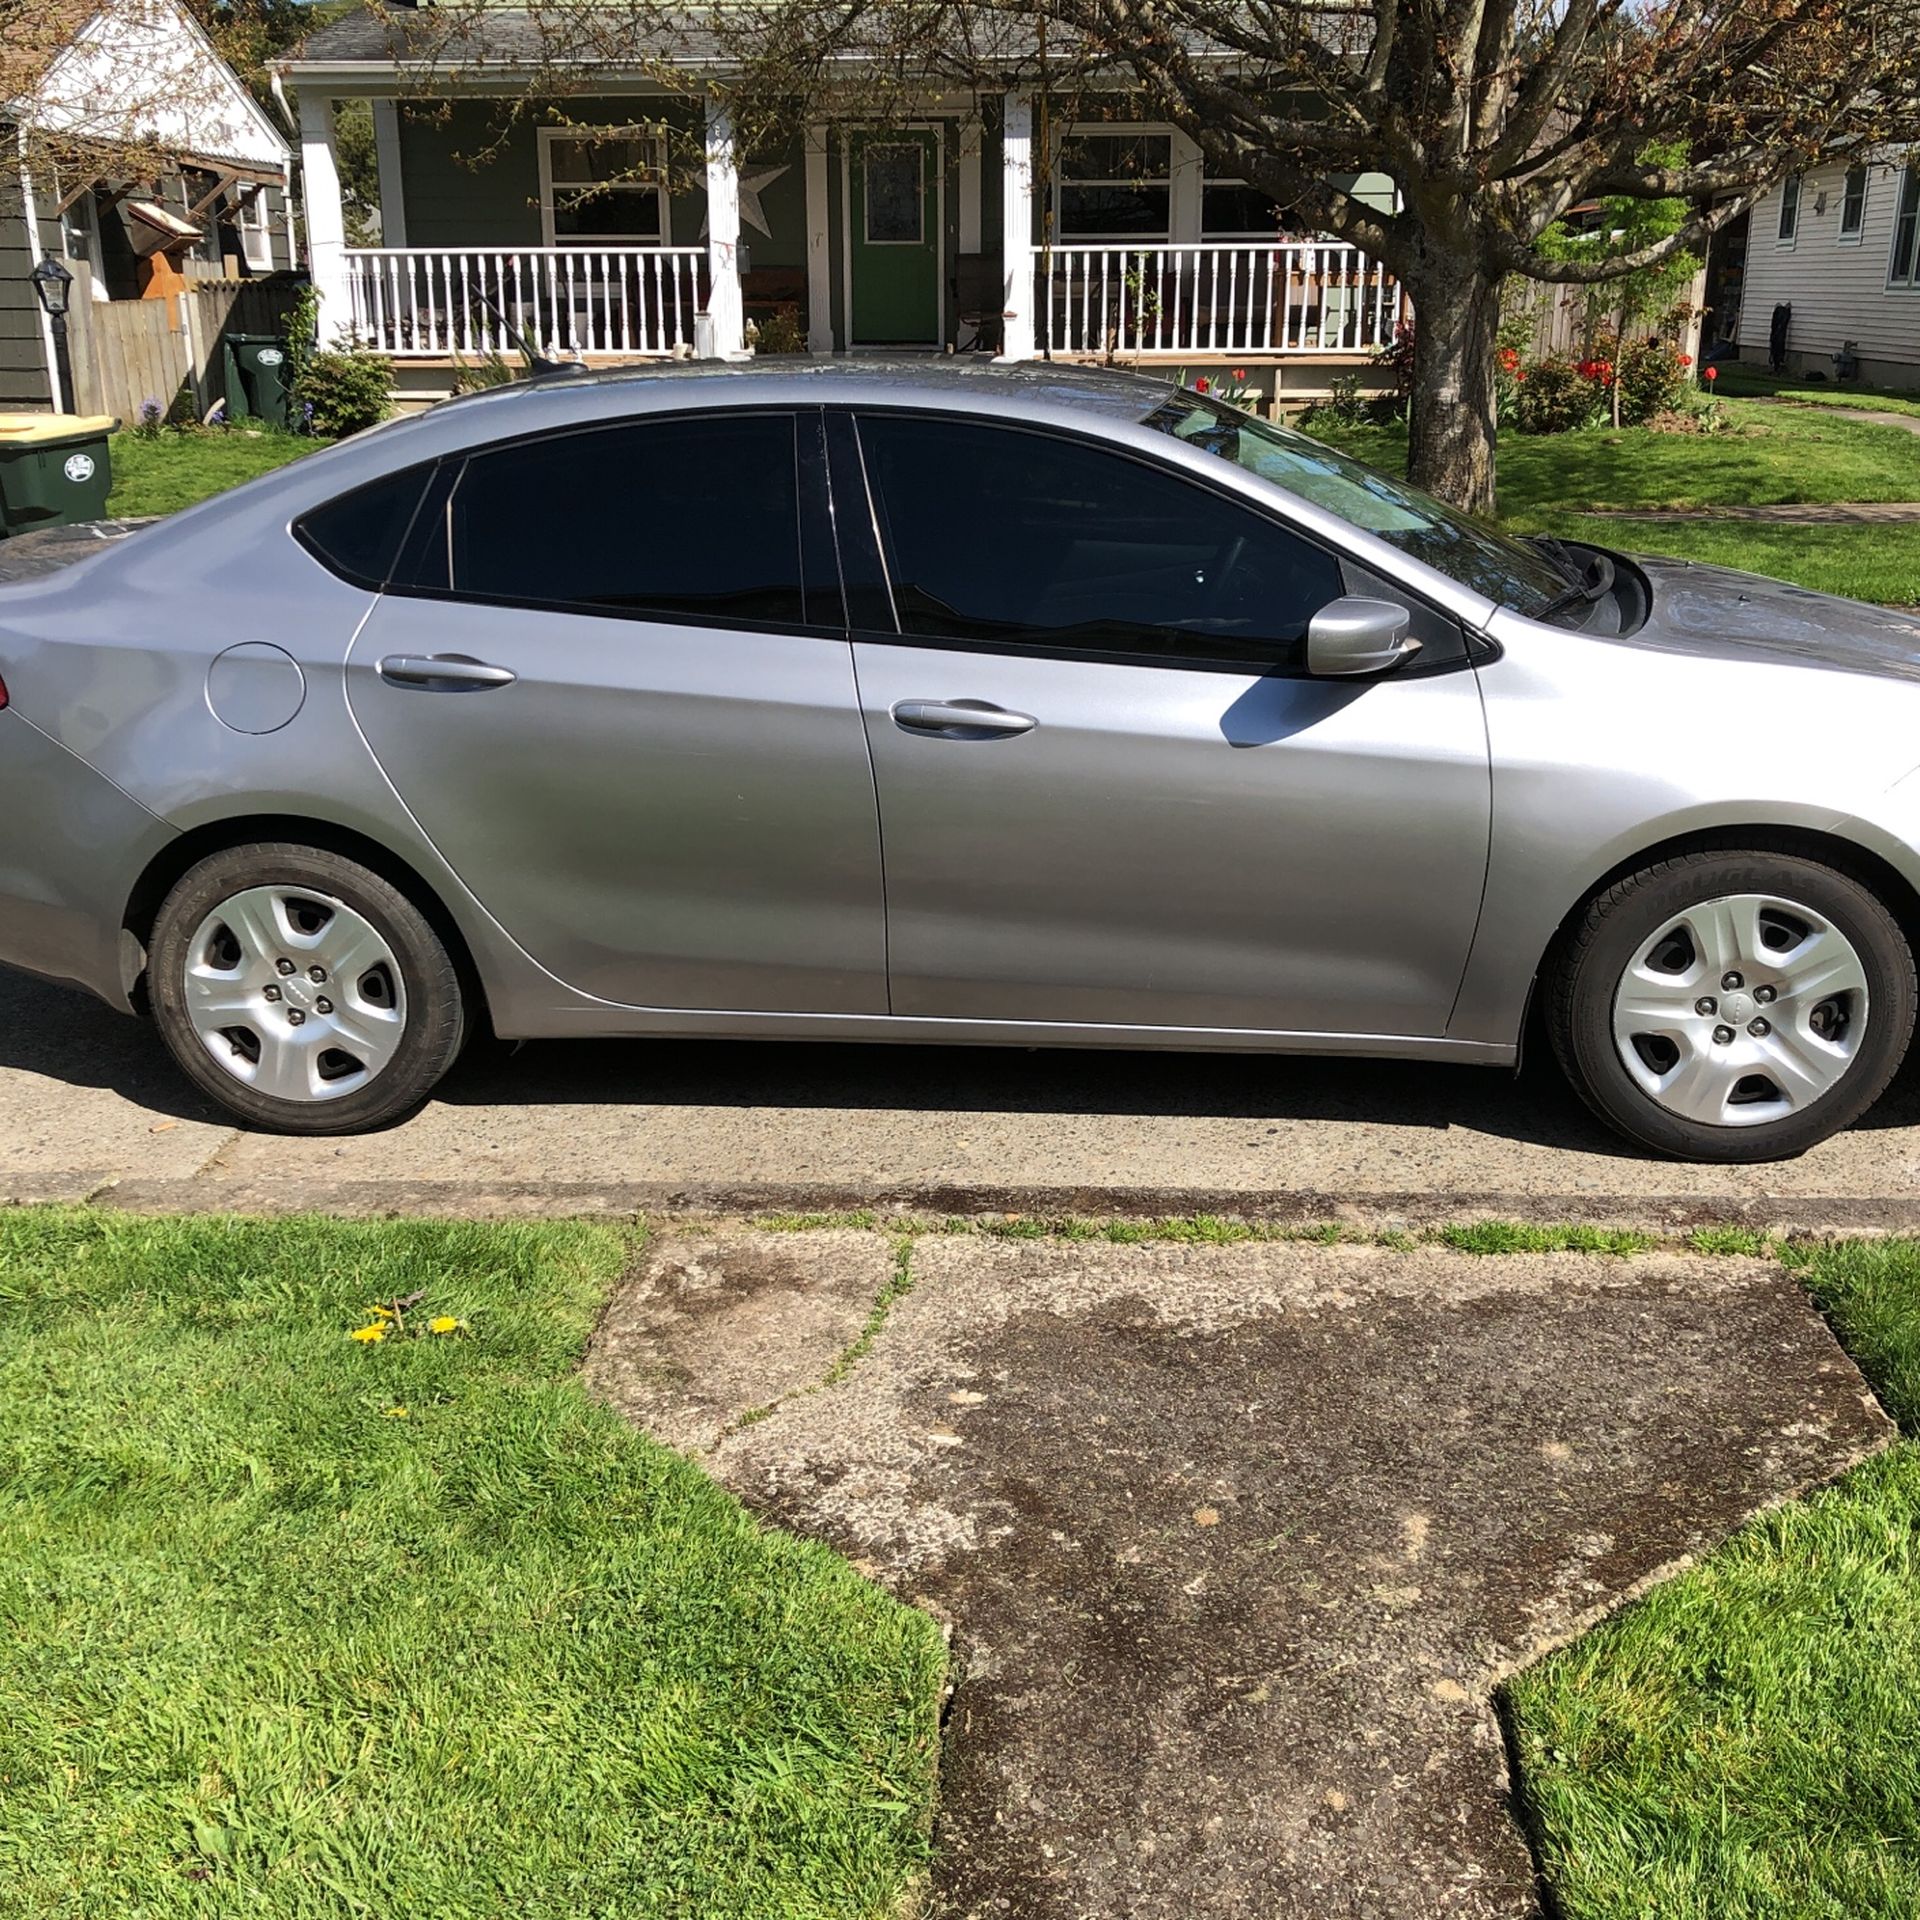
[183,886,407,1103]
[1612,892,1868,1128]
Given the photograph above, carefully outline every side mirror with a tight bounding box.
[1306,596,1422,677]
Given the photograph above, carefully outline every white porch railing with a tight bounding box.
[1037,241,1404,358]
[342,247,710,359]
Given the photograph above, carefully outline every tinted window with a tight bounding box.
[1145,393,1582,621]
[447,414,807,626]
[856,414,1341,667]
[295,464,434,588]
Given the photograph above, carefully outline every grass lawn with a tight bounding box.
[1507,1236,1920,1919]
[1314,401,1920,602]
[0,1209,943,1919]
[107,430,321,519]
[1710,363,1920,421]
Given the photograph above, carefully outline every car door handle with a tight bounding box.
[891,699,1036,737]
[377,653,517,691]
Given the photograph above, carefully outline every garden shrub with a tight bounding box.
[294,350,393,438]
[1512,357,1604,434]
[1610,334,1693,425]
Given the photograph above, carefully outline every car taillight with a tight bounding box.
[0,672,8,711]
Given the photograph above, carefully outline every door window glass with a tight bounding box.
[856,413,1341,667]
[446,413,808,626]
[864,147,925,244]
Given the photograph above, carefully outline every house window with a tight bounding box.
[1840,164,1868,241]
[1891,167,1920,285]
[58,186,98,269]
[1056,131,1172,240]
[236,188,275,271]
[1776,172,1801,244]
[539,130,668,245]
[1200,178,1279,238]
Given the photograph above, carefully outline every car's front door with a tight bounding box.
[346,409,887,1014]
[836,411,1492,1037]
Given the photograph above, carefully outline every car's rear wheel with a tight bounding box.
[1549,849,1916,1161]
[149,844,464,1134]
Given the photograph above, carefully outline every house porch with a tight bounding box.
[289,78,1405,391]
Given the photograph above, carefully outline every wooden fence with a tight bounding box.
[61,272,305,423]
[1504,268,1709,367]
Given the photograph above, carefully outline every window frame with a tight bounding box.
[537,126,672,248]
[861,142,927,246]
[235,185,276,271]
[1776,171,1802,246]
[373,408,843,636]
[1890,166,1920,288]
[832,405,1452,679]
[1053,124,1176,243]
[1839,164,1869,244]
[1199,176,1281,241]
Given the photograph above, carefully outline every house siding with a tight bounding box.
[0,150,56,410]
[396,97,722,252]
[1740,158,1920,384]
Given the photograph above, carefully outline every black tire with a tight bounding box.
[1549,849,1916,1162]
[149,843,465,1135]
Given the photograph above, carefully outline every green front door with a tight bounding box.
[849,130,941,345]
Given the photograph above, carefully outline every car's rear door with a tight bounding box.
[835,409,1492,1037]
[346,408,887,1013]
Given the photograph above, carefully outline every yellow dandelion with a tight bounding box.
[349,1323,386,1343]
[384,1406,409,1419]
[429,1316,464,1336]
[366,1305,396,1320]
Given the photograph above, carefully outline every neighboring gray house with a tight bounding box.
[280,5,1400,403]
[2,0,294,412]
[1728,153,1920,389]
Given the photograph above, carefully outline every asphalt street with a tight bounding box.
[8,964,1920,1227]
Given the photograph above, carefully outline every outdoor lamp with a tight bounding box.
[29,254,73,319]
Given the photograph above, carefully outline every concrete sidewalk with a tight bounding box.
[590,1226,1891,1919]
[9,965,1920,1229]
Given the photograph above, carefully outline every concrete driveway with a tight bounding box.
[9,966,1920,1228]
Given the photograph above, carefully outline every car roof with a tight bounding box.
[435,354,1179,428]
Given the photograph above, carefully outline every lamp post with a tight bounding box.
[29,256,75,415]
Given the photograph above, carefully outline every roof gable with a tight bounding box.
[21,0,290,170]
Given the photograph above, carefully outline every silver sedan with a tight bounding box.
[2,360,1916,1161]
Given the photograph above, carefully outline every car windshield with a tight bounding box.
[1141,393,1579,620]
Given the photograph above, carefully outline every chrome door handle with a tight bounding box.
[891,699,1036,737]
[377,653,517,690]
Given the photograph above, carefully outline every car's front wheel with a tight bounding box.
[1550,849,1916,1161]
[148,843,465,1134]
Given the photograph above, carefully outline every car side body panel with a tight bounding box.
[1457,603,1920,1046]
[8,364,1920,1076]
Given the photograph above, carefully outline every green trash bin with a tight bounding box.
[223,332,292,429]
[0,414,117,538]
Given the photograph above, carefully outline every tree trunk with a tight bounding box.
[1401,248,1503,516]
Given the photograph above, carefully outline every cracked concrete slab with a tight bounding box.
[582,1228,892,1451]
[654,1236,1895,1919]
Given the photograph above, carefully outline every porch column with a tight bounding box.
[298,92,350,342]
[997,92,1036,361]
[804,125,833,353]
[704,95,746,359]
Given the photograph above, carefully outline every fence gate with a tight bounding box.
[61,271,306,422]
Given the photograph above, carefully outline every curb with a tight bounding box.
[27,1172,1920,1236]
